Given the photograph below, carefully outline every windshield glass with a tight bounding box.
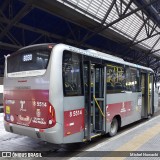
[7,45,52,74]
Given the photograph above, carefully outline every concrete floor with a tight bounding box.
[0,108,160,160]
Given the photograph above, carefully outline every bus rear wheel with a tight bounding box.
[109,118,118,137]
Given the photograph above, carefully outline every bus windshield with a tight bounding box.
[7,45,52,77]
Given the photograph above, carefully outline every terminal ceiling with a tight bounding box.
[0,0,160,80]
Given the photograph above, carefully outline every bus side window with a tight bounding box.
[106,63,125,93]
[126,67,132,91]
[63,51,82,96]
[126,67,140,92]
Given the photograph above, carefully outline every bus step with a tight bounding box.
[93,130,104,134]
[90,133,101,139]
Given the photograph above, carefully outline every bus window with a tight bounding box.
[107,63,125,93]
[63,51,82,96]
[126,67,140,92]
[7,47,51,74]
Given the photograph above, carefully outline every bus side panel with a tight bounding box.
[47,45,65,144]
[124,92,142,125]
[63,97,84,143]
[106,92,142,132]
[49,44,85,144]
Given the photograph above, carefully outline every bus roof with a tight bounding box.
[18,43,55,51]
[86,49,153,73]
[12,43,153,73]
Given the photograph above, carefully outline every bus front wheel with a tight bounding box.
[108,118,118,137]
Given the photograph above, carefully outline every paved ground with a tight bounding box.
[0,109,160,160]
[72,115,160,160]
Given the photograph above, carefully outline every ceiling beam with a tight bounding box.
[0,0,10,12]
[0,42,21,50]
[78,0,158,44]
[0,3,33,40]
[0,17,115,54]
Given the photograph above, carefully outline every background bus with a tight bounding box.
[3,43,158,144]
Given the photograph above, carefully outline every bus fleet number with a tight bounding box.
[69,109,82,117]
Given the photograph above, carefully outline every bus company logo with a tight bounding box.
[36,109,41,117]
[10,115,14,122]
[20,100,26,112]
[5,100,15,105]
[120,102,126,113]
[18,115,30,122]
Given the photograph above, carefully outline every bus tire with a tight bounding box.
[108,118,118,137]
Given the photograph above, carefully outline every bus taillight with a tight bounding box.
[48,104,56,127]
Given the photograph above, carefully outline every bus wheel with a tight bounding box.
[109,118,118,137]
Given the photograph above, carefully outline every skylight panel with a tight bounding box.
[78,2,89,10]
[105,6,119,23]
[140,43,151,50]
[130,1,138,9]
[91,0,101,8]
[92,1,110,20]
[113,13,143,39]
[115,0,130,13]
[136,27,148,41]
[125,17,143,37]
[81,0,89,4]
[116,14,135,29]
[102,0,112,9]
[69,0,79,5]
[96,12,105,20]
[87,2,102,16]
[153,39,160,50]
[56,0,160,54]
[142,35,160,48]
[57,0,64,3]
[109,26,133,40]
[157,27,160,32]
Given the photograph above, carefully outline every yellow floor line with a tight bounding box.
[102,123,160,160]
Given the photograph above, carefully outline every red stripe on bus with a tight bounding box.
[107,101,132,122]
[64,108,85,137]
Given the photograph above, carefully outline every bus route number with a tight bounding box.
[69,109,82,117]
[23,54,32,62]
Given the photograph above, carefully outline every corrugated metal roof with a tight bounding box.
[57,0,160,56]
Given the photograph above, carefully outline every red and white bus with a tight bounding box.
[3,43,158,144]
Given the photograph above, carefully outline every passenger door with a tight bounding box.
[84,62,106,140]
[141,72,153,118]
[93,65,106,133]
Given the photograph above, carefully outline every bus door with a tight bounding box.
[83,62,106,140]
[83,61,92,140]
[92,65,106,134]
[141,72,153,118]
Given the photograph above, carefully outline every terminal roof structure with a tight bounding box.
[0,0,160,79]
